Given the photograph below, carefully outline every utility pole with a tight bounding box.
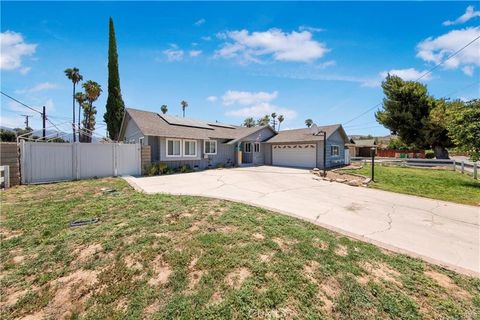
[42,106,46,140]
[21,114,32,129]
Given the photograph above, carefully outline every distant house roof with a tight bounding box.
[351,139,377,147]
[265,124,348,144]
[120,108,274,141]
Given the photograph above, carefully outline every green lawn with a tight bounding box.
[343,164,480,206]
[1,179,479,319]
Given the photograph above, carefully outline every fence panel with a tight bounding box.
[21,141,141,184]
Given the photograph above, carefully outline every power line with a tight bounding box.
[0,91,42,115]
[343,35,480,126]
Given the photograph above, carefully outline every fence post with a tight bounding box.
[461,161,464,174]
[4,165,9,189]
[113,143,118,177]
[452,160,456,171]
[474,162,478,180]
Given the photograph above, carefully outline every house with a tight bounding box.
[346,139,377,157]
[118,108,349,170]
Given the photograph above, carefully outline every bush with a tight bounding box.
[215,163,225,169]
[145,164,159,176]
[158,163,168,174]
[180,164,192,173]
[425,150,435,159]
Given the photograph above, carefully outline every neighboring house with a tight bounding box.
[347,139,377,157]
[119,108,349,170]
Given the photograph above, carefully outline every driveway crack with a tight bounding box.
[363,204,394,237]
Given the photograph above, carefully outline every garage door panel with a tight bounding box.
[272,144,316,168]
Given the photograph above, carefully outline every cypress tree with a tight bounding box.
[104,17,125,140]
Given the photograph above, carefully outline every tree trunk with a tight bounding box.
[433,145,449,159]
[72,85,76,142]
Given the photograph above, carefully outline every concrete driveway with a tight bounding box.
[125,166,479,276]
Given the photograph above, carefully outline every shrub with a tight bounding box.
[215,163,225,169]
[145,163,159,176]
[180,164,192,173]
[425,150,435,159]
[158,163,168,174]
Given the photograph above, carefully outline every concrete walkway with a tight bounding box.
[125,166,480,276]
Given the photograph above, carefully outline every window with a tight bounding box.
[254,143,260,153]
[244,142,252,153]
[139,137,144,145]
[166,139,181,157]
[204,140,217,155]
[331,145,340,156]
[183,140,197,157]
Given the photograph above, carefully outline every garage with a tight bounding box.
[272,144,316,168]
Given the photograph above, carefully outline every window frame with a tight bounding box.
[183,139,198,157]
[244,142,252,153]
[254,142,260,153]
[204,140,217,155]
[331,145,340,156]
[166,138,182,157]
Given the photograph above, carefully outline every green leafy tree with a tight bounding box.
[181,100,188,117]
[446,99,480,161]
[82,80,102,142]
[75,92,87,141]
[277,115,284,131]
[257,115,270,126]
[64,67,83,142]
[375,74,450,159]
[161,105,168,114]
[243,117,255,127]
[305,119,313,128]
[0,129,16,142]
[104,17,125,141]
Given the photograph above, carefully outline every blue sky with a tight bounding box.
[1,1,479,137]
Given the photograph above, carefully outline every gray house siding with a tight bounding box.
[239,127,275,165]
[316,131,346,169]
[145,136,160,162]
[123,118,143,143]
[262,143,272,165]
[155,138,234,169]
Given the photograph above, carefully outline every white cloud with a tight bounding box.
[15,82,60,94]
[215,28,329,63]
[201,36,212,41]
[462,65,474,76]
[443,5,480,26]
[0,31,37,71]
[416,27,480,75]
[221,90,296,120]
[206,96,218,102]
[163,44,184,61]
[298,25,325,33]
[189,50,202,57]
[362,68,431,87]
[194,18,206,26]
[222,90,278,106]
[0,115,26,128]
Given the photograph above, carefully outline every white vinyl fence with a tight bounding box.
[20,141,141,184]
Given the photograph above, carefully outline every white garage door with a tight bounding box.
[272,144,316,168]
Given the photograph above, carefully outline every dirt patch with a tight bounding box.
[319,277,341,314]
[273,237,298,251]
[303,260,320,283]
[0,228,23,241]
[362,262,401,286]
[424,270,471,299]
[313,238,328,250]
[259,251,275,263]
[334,245,348,257]
[1,288,29,307]
[209,291,223,304]
[252,232,265,240]
[74,244,103,263]
[218,225,239,233]
[148,256,172,286]
[124,254,143,270]
[225,267,251,289]
[44,268,100,318]
[144,301,159,316]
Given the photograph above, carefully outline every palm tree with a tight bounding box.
[181,100,188,117]
[75,92,87,141]
[271,112,277,129]
[161,105,168,114]
[277,115,284,131]
[82,80,102,142]
[257,115,270,126]
[64,67,83,142]
[305,118,313,128]
[243,117,255,127]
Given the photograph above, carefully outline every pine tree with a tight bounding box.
[104,17,125,140]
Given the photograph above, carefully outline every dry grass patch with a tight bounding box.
[424,270,471,299]
[148,256,172,286]
[334,244,348,257]
[225,267,251,289]
[362,261,402,286]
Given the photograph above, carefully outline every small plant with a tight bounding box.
[145,163,159,176]
[425,150,435,159]
[180,164,192,173]
[215,163,225,169]
[158,163,168,174]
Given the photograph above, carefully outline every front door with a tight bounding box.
[243,142,253,163]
